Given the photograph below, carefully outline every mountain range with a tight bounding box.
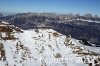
[0,12,100,46]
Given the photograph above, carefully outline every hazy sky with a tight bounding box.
[0,0,100,15]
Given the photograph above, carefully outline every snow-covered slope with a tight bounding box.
[0,22,100,66]
[77,18,100,23]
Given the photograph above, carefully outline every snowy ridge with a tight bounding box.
[0,23,100,66]
[65,18,100,23]
[77,18,100,23]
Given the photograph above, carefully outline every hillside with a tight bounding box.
[0,21,100,66]
[0,13,100,45]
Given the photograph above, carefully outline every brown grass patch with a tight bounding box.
[2,32,17,40]
[54,53,62,58]
[0,43,6,61]
[0,26,13,32]
[52,32,59,37]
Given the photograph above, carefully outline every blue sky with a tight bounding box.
[0,0,100,15]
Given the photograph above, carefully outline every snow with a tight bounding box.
[77,18,100,23]
[0,27,100,66]
[1,21,9,24]
[70,38,100,53]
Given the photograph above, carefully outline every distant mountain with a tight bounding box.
[0,13,3,17]
[0,12,100,46]
[0,21,100,66]
[0,11,16,17]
